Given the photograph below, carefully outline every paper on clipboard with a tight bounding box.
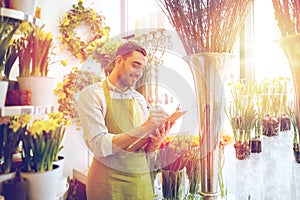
[166,111,187,122]
[126,111,187,151]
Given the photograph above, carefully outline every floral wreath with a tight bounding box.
[53,67,102,127]
[58,0,110,62]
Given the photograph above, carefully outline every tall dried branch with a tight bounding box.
[158,0,252,54]
[272,0,300,37]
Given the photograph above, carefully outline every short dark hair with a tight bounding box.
[115,41,147,57]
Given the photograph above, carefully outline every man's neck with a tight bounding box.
[107,75,128,92]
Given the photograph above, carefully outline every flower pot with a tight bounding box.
[234,141,250,160]
[293,144,300,163]
[0,171,15,194]
[262,116,279,137]
[279,114,291,131]
[250,138,262,153]
[20,164,60,200]
[17,76,54,106]
[0,80,8,108]
[53,155,65,178]
[8,0,37,16]
[2,175,28,200]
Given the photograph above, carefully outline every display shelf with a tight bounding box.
[57,178,69,200]
[73,168,88,185]
[0,106,34,117]
[0,105,55,117]
[0,7,41,26]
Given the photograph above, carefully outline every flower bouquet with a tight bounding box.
[18,24,53,77]
[20,111,70,172]
[0,114,31,174]
[158,135,189,199]
[184,135,201,197]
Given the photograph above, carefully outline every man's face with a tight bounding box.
[118,51,146,88]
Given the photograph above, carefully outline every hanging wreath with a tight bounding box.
[58,0,110,62]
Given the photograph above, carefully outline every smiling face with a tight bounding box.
[110,50,147,91]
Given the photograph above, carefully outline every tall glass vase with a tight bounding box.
[278,35,300,142]
[184,53,232,198]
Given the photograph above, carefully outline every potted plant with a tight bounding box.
[0,18,20,107]
[0,114,31,194]
[19,111,70,200]
[286,106,300,163]
[158,135,189,199]
[16,23,66,106]
[226,79,257,159]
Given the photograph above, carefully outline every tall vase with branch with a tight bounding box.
[158,0,252,197]
[272,0,300,163]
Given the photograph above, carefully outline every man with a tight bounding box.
[77,41,173,199]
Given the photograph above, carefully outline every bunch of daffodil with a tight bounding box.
[0,114,31,174]
[21,112,71,172]
[158,135,190,171]
[226,79,257,143]
[18,24,54,77]
[257,77,291,136]
[0,18,20,80]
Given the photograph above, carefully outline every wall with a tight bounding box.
[32,0,122,178]
[27,0,184,178]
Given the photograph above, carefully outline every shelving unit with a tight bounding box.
[0,105,55,117]
[0,7,41,26]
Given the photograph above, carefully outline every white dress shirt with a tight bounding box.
[77,79,149,158]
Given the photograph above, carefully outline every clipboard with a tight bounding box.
[166,111,187,122]
[126,111,187,150]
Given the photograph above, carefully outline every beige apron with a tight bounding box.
[86,80,154,200]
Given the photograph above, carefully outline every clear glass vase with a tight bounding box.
[278,35,300,143]
[184,53,232,197]
[162,169,185,200]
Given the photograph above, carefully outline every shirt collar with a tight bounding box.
[106,78,133,95]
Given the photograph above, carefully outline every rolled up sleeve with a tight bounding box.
[77,83,114,157]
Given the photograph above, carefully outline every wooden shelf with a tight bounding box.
[0,7,41,26]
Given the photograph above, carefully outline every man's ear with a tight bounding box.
[115,56,122,64]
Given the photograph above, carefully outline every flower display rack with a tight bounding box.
[0,7,41,26]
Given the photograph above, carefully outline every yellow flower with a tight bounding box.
[63,18,70,26]
[29,121,45,136]
[76,53,83,60]
[9,121,21,132]
[19,114,32,127]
